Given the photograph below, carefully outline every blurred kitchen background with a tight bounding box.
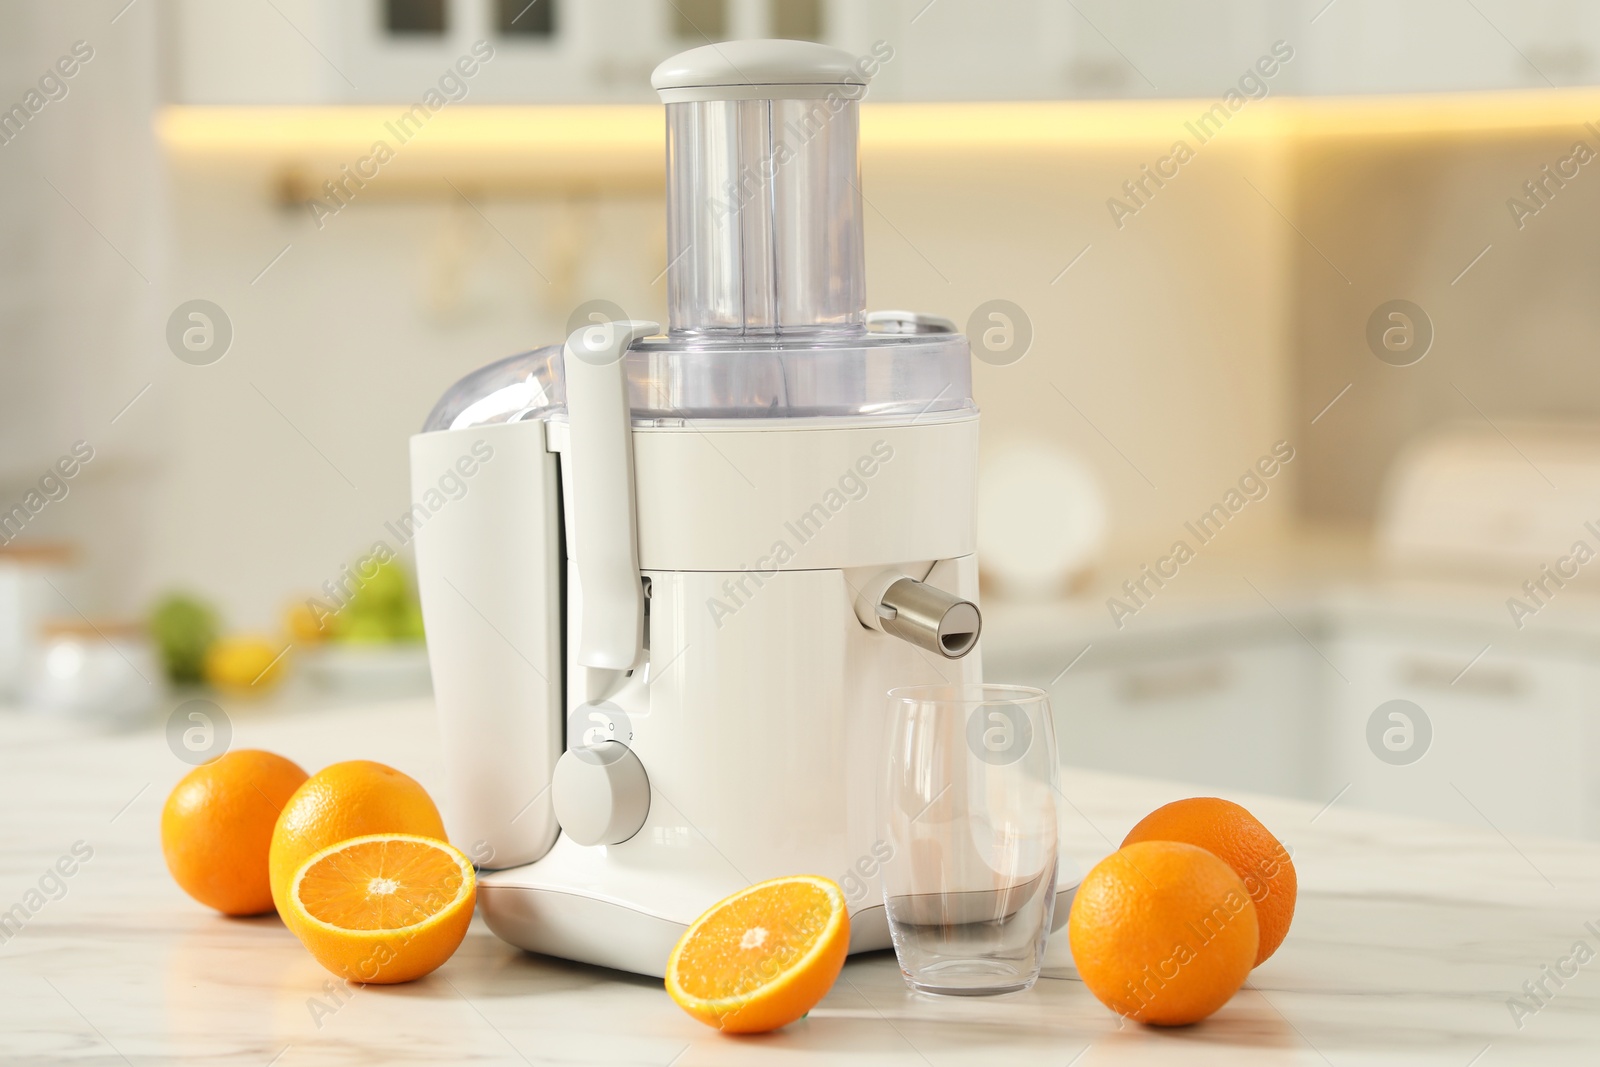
[6,0,1600,843]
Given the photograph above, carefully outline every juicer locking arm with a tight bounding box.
[562,319,659,672]
[854,569,982,660]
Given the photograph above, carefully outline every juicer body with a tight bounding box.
[411,408,982,976]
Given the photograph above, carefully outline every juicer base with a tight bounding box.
[477,880,894,978]
[476,847,1081,979]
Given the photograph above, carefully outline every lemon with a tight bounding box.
[204,635,288,696]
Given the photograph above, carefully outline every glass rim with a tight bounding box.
[886,683,1048,707]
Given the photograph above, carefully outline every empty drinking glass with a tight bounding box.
[881,684,1059,995]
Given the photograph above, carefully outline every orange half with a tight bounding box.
[665,875,849,1034]
[284,833,475,985]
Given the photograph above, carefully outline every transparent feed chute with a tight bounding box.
[424,42,972,434]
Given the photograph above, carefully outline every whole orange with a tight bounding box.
[268,760,447,914]
[1122,797,1296,966]
[161,749,309,915]
[1069,841,1258,1026]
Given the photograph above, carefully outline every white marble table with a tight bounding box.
[2,697,1597,1065]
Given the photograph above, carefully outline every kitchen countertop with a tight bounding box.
[3,697,1599,1065]
[987,529,1600,662]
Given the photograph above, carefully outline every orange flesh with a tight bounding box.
[672,880,835,1001]
[297,838,465,931]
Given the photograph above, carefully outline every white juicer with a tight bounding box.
[410,39,1018,977]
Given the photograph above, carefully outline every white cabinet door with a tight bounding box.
[1010,636,1317,799]
[169,0,1600,103]
[1324,633,1592,840]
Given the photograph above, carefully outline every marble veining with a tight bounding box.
[2,698,1597,1064]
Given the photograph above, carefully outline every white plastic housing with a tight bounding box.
[480,554,990,976]
[409,421,563,871]
[561,320,657,672]
[545,414,977,570]
[473,415,990,976]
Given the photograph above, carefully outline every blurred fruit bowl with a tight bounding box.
[286,560,425,646]
[299,643,431,699]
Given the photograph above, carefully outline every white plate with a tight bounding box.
[978,440,1107,601]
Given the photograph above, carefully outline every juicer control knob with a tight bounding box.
[552,742,651,847]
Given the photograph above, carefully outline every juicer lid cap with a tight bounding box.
[652,39,868,103]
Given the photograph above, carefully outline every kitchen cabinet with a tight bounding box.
[165,0,1600,105]
[169,0,840,105]
[1322,631,1596,840]
[1006,630,1320,800]
[989,594,1600,842]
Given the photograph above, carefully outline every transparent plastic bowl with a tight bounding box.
[423,329,974,432]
